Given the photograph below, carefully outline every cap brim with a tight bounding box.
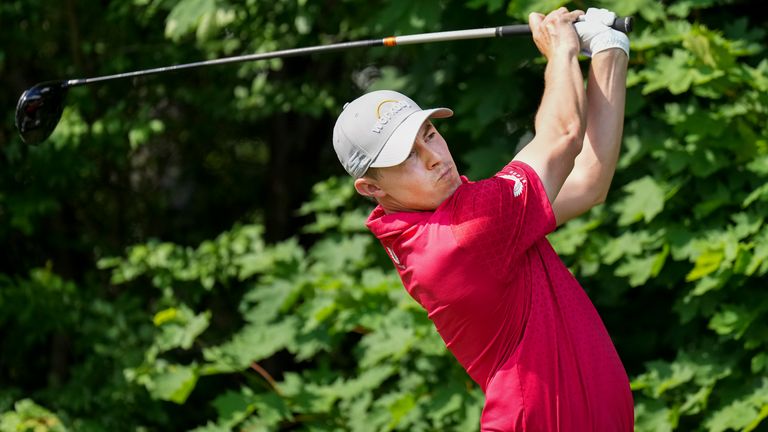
[369,107,453,168]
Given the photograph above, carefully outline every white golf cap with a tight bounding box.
[333,90,453,178]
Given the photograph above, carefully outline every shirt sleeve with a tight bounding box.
[449,160,556,265]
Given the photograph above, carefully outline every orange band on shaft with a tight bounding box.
[383,37,397,46]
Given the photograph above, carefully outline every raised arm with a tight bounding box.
[550,9,630,225]
[551,49,628,225]
[513,8,588,203]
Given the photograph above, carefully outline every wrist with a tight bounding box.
[590,30,630,57]
[592,47,630,63]
[551,44,581,60]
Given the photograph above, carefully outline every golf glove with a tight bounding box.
[574,8,630,58]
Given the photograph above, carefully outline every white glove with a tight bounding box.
[574,8,629,58]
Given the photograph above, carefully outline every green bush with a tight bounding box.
[1,0,767,430]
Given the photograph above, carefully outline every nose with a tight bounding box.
[418,140,442,170]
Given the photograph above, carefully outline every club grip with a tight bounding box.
[498,16,633,37]
[611,16,633,33]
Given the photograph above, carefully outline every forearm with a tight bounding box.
[552,49,628,224]
[536,51,588,143]
[516,48,587,202]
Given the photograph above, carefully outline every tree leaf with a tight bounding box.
[151,364,199,404]
[614,176,666,226]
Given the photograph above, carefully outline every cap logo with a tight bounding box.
[371,99,411,134]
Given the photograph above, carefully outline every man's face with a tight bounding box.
[359,121,462,212]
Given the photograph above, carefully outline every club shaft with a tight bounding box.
[64,18,630,87]
[65,26,518,87]
[385,26,516,46]
[63,26,533,87]
[66,39,383,87]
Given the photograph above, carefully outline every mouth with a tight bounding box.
[437,166,453,182]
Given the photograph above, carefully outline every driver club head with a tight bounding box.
[15,81,69,145]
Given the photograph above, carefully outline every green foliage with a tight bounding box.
[0,399,68,432]
[98,176,482,430]
[2,0,768,431]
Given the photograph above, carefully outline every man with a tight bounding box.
[332,7,632,431]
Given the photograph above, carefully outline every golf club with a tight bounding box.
[15,17,632,145]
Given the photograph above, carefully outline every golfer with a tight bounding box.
[333,7,632,431]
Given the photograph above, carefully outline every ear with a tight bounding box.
[354,177,386,198]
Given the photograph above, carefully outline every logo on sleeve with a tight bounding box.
[498,169,526,197]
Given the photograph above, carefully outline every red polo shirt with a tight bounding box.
[366,160,633,431]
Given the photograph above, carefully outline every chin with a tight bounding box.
[430,187,459,210]
[446,176,462,194]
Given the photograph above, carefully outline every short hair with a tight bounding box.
[363,167,381,180]
[358,167,381,203]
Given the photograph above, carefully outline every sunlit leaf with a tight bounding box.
[151,364,199,404]
[614,176,666,225]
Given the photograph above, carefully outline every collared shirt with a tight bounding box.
[366,160,634,431]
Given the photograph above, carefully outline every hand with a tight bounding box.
[574,8,630,57]
[529,7,585,60]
